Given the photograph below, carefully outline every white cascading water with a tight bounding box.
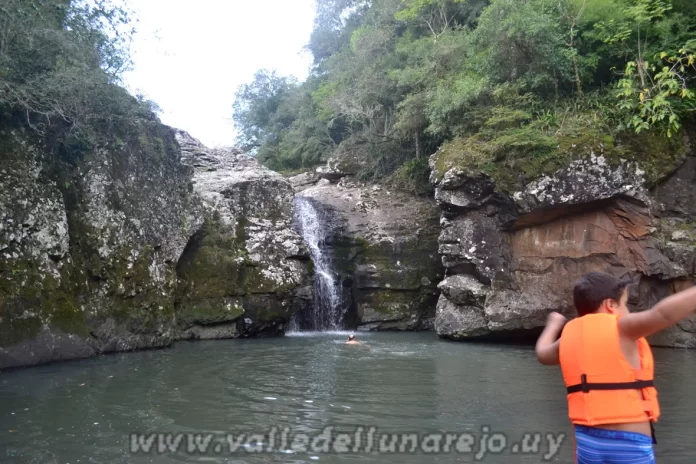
[289,196,343,332]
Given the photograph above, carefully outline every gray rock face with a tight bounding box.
[0,144,69,282]
[1,123,201,369]
[437,275,488,307]
[75,126,204,356]
[314,149,367,182]
[173,131,312,339]
[655,157,696,217]
[438,211,512,282]
[430,141,696,347]
[435,295,489,339]
[512,153,650,213]
[0,122,312,370]
[291,174,443,331]
[178,321,239,340]
[289,171,318,191]
[0,327,96,369]
[646,154,696,348]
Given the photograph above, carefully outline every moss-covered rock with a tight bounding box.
[177,298,245,327]
[172,131,313,340]
[175,219,250,302]
[0,126,97,367]
[429,118,696,348]
[357,288,437,331]
[0,115,202,368]
[0,111,313,369]
[431,122,690,197]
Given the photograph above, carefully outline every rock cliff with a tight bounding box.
[174,131,312,339]
[290,172,443,331]
[0,121,312,369]
[430,132,696,347]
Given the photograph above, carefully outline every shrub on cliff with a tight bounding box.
[0,0,159,150]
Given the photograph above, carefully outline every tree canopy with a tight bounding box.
[0,0,159,150]
[233,0,696,193]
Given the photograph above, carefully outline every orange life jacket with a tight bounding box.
[559,313,660,429]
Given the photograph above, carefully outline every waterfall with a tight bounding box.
[290,196,344,332]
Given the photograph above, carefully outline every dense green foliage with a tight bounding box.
[0,0,158,151]
[233,0,696,193]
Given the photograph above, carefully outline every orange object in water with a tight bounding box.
[559,313,660,427]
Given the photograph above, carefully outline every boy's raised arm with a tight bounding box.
[619,285,696,341]
[535,312,567,365]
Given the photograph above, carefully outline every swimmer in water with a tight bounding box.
[345,335,360,345]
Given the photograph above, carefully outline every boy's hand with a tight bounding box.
[536,312,566,366]
[547,311,567,327]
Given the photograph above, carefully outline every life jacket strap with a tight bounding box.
[566,374,655,394]
[651,422,657,445]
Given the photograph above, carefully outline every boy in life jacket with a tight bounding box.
[535,271,696,464]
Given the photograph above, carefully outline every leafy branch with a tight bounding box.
[616,42,696,137]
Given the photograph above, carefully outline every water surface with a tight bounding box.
[1,332,694,463]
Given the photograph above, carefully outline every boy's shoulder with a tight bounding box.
[560,313,620,342]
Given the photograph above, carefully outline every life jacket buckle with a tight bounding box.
[580,374,590,393]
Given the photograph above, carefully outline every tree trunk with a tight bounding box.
[565,1,586,97]
[572,52,583,97]
[637,28,646,88]
[415,130,420,160]
[569,24,583,97]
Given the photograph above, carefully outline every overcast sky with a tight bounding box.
[121,0,316,148]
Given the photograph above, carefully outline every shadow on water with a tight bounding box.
[0,332,695,463]
[437,327,544,347]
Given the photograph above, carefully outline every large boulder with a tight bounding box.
[0,121,202,369]
[430,133,696,347]
[290,176,443,331]
[174,131,312,339]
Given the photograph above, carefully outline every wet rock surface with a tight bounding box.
[291,175,443,331]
